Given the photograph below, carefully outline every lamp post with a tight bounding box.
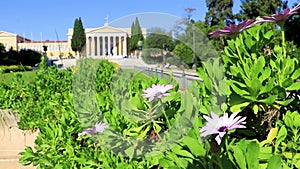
[192,24,196,69]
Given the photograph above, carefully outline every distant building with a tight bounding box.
[0,23,146,59]
[0,31,68,57]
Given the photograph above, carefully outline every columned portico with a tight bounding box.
[85,25,128,58]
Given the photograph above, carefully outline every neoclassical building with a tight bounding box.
[68,23,146,58]
[0,23,146,58]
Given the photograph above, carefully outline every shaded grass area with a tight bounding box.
[121,68,151,81]
[1,71,36,84]
[1,68,150,85]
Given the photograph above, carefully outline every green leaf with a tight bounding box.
[159,158,175,168]
[260,78,275,94]
[197,67,212,91]
[231,83,249,96]
[275,126,287,150]
[259,67,271,82]
[252,104,259,114]
[124,123,147,137]
[245,36,255,49]
[248,78,262,97]
[246,141,259,169]
[173,149,194,159]
[181,136,205,157]
[130,97,144,110]
[153,122,162,133]
[267,155,282,169]
[293,113,300,128]
[271,86,286,99]
[283,112,293,128]
[231,146,246,169]
[251,56,265,79]
[275,99,293,106]
[286,82,300,91]
[282,78,293,88]
[264,30,273,40]
[230,102,250,112]
[295,159,300,168]
[291,68,300,80]
[258,95,277,105]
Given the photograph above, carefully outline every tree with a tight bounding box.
[143,31,175,51]
[173,42,194,68]
[129,17,144,52]
[71,17,86,58]
[285,2,300,47]
[205,0,234,27]
[236,0,287,21]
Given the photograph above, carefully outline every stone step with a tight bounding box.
[0,158,35,169]
[0,110,38,169]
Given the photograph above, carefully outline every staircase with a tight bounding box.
[0,110,37,169]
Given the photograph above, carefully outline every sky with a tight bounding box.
[0,0,299,41]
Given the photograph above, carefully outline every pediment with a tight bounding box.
[88,26,126,33]
[0,31,16,37]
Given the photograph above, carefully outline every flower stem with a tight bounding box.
[224,134,229,155]
[159,100,171,128]
[163,110,171,128]
[280,24,286,58]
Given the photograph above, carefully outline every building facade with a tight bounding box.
[1,23,146,59]
[0,31,69,57]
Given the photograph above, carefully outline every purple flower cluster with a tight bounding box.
[79,121,109,136]
[209,19,255,38]
[256,4,300,24]
[141,84,174,102]
[209,4,300,38]
[200,112,246,145]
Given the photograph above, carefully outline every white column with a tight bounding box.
[114,36,117,56]
[124,35,127,56]
[108,36,111,56]
[97,36,100,57]
[86,36,90,57]
[102,36,105,57]
[91,36,95,57]
[118,36,122,56]
[111,36,114,56]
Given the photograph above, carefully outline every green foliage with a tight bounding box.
[143,32,175,52]
[205,0,234,26]
[173,42,194,68]
[1,10,300,167]
[71,17,86,57]
[0,65,32,73]
[129,17,144,52]
[236,0,287,21]
[0,46,41,67]
[175,22,219,68]
[285,13,300,48]
[221,24,300,135]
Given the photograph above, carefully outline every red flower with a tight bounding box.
[255,4,300,24]
[208,19,255,38]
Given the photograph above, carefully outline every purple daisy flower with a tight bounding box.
[78,121,109,136]
[141,84,174,102]
[208,19,255,38]
[255,4,300,24]
[200,112,246,145]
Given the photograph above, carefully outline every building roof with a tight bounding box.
[0,31,17,37]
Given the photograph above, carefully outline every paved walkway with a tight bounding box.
[54,56,157,70]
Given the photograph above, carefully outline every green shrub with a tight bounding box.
[0,65,32,73]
